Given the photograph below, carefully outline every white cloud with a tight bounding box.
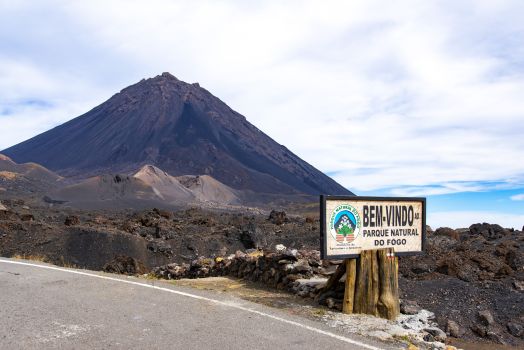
[0,0,523,196]
[511,194,524,201]
[389,181,524,197]
[428,211,524,230]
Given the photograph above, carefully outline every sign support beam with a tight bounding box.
[341,248,399,320]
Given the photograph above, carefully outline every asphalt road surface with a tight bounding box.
[0,258,392,350]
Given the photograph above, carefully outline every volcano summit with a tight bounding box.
[2,73,351,198]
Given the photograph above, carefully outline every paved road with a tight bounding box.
[0,259,390,350]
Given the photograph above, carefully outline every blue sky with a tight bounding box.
[0,0,523,228]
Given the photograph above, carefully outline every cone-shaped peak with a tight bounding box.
[2,74,352,196]
[160,72,178,80]
[134,164,170,178]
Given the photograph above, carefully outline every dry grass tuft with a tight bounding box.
[12,254,48,262]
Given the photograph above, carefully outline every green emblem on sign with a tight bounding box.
[329,204,361,243]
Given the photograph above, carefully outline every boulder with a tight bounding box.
[478,310,495,326]
[20,214,34,222]
[275,244,286,253]
[240,222,266,249]
[469,223,508,240]
[152,207,172,219]
[513,280,524,291]
[434,227,460,240]
[411,262,431,274]
[446,320,465,338]
[146,241,173,256]
[268,210,288,225]
[401,300,422,315]
[487,331,505,344]
[103,256,146,275]
[64,215,80,226]
[0,209,17,220]
[507,322,524,338]
[424,327,447,342]
[471,324,487,337]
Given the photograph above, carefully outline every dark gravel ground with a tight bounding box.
[1,199,522,347]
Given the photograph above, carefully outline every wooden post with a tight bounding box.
[377,248,400,319]
[341,248,399,320]
[342,259,356,313]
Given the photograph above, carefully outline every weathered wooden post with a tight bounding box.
[342,258,356,314]
[340,248,399,320]
[320,195,425,320]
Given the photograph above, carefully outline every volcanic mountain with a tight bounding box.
[2,73,352,197]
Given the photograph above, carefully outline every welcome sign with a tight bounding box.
[320,196,426,259]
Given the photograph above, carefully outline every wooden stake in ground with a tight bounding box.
[342,259,356,313]
[342,248,399,320]
[377,248,400,319]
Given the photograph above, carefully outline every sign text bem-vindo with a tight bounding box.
[320,196,426,259]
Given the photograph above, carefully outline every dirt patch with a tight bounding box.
[0,171,18,180]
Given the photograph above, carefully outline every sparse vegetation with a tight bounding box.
[12,254,48,262]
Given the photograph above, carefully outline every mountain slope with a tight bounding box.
[133,165,195,202]
[176,174,240,205]
[0,154,62,184]
[0,154,63,197]
[2,73,352,196]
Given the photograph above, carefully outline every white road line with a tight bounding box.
[0,259,384,350]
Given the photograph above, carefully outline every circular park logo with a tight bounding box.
[329,204,361,244]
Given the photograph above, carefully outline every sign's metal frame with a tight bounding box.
[320,195,427,260]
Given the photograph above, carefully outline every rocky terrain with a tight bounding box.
[1,199,522,348]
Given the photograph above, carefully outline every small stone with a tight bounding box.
[471,324,487,337]
[297,290,309,298]
[411,262,431,274]
[423,333,434,342]
[507,322,524,337]
[268,210,288,225]
[326,297,336,309]
[293,260,312,273]
[20,214,34,221]
[64,215,80,226]
[513,280,524,291]
[318,265,338,276]
[429,342,446,350]
[278,259,294,265]
[424,327,447,342]
[401,300,422,315]
[387,325,410,337]
[487,331,505,344]
[286,249,298,257]
[329,259,344,265]
[478,310,495,326]
[367,330,392,341]
[434,227,460,240]
[446,320,465,338]
[235,250,246,259]
[275,244,286,253]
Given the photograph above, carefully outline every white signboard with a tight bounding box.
[321,196,426,259]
